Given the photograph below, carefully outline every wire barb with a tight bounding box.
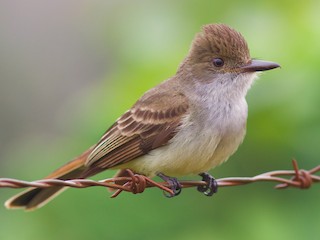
[1,160,319,198]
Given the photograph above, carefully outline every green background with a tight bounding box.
[1,1,320,239]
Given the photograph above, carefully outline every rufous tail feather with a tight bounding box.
[5,147,93,211]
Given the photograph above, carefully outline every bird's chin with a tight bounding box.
[228,72,258,95]
[229,71,257,82]
[246,71,259,81]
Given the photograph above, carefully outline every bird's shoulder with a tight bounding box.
[133,78,189,117]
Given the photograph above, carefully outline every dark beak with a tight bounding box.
[241,59,280,72]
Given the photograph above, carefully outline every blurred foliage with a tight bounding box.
[1,0,320,240]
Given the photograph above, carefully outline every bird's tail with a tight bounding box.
[5,147,93,211]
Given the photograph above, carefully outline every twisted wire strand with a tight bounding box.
[1,160,319,198]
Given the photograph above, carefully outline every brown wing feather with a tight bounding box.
[81,81,188,177]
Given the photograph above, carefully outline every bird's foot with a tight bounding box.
[197,172,218,196]
[157,173,182,198]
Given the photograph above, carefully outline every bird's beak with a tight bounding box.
[240,59,280,72]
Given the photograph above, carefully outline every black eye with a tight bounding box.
[212,58,224,67]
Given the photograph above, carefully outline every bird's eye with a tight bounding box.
[212,58,224,67]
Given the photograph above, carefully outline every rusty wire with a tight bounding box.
[1,160,319,198]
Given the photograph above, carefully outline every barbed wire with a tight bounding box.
[1,160,319,198]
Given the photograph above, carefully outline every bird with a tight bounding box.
[5,23,280,210]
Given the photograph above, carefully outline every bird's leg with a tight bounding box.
[157,172,182,198]
[197,172,218,196]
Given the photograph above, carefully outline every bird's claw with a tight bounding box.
[197,172,218,196]
[157,173,182,198]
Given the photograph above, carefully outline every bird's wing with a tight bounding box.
[82,83,189,177]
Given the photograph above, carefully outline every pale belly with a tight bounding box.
[118,116,246,177]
